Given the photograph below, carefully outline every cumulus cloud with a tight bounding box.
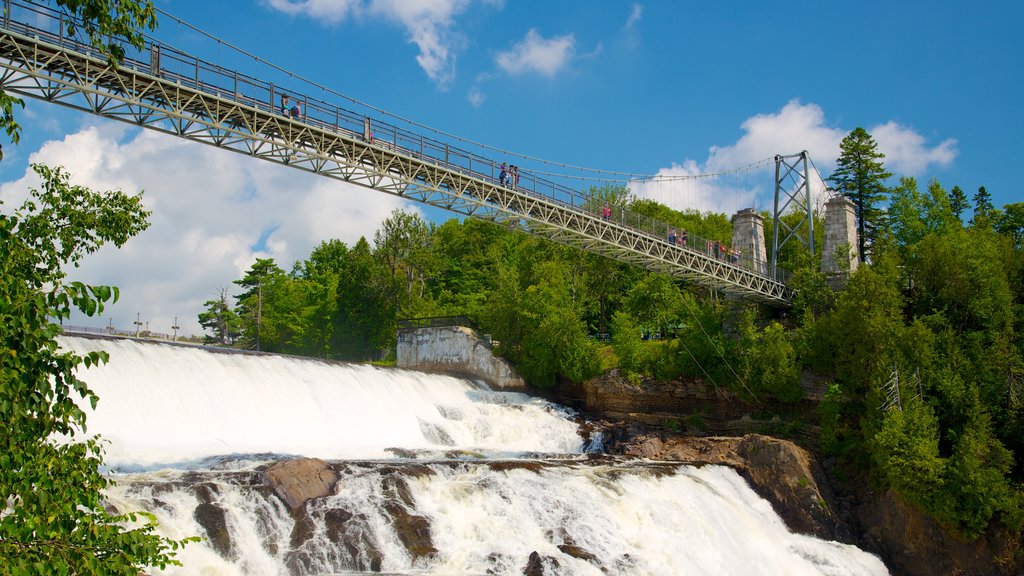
[0,123,413,337]
[705,100,846,172]
[265,0,472,89]
[870,121,957,175]
[496,29,576,77]
[632,100,955,215]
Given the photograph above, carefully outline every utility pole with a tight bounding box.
[134,313,143,338]
[256,282,262,352]
[172,316,180,342]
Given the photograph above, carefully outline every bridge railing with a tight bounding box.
[397,316,479,331]
[2,0,791,286]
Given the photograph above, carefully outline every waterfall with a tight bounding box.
[63,335,888,575]
[62,336,583,468]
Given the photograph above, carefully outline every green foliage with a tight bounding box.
[55,0,158,65]
[818,383,844,455]
[738,315,802,403]
[869,399,947,507]
[610,311,643,375]
[1,164,191,573]
[486,258,600,387]
[827,127,892,263]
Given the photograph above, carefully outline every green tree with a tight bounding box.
[971,186,995,228]
[198,287,240,345]
[374,209,435,320]
[997,202,1024,249]
[869,398,947,508]
[233,258,296,352]
[332,238,391,360]
[949,185,969,222]
[292,239,349,357]
[738,315,802,403]
[0,164,190,573]
[827,127,892,263]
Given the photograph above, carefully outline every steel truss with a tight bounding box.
[0,19,791,305]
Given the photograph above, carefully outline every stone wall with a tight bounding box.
[396,326,525,390]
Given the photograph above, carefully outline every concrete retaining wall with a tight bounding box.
[396,326,525,390]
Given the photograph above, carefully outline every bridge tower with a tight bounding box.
[821,195,859,285]
[771,151,815,278]
[731,208,767,275]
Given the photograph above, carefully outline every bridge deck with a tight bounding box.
[0,0,791,305]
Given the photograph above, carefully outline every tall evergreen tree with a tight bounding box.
[949,185,969,222]
[971,185,995,228]
[827,127,892,263]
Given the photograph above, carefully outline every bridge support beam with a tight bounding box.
[821,195,859,287]
[731,208,767,275]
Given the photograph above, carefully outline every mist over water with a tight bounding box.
[63,335,888,575]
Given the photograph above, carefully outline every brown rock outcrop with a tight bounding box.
[263,457,339,510]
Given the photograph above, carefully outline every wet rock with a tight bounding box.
[523,551,560,575]
[193,502,232,558]
[323,508,354,542]
[263,458,338,510]
[557,543,597,563]
[381,476,437,560]
[289,505,317,549]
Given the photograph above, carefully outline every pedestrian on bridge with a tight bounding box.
[499,163,508,186]
[281,94,290,115]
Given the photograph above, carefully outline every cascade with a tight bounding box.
[62,335,888,575]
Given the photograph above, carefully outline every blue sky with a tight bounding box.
[1,0,1020,336]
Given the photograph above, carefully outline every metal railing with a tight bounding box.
[397,316,479,331]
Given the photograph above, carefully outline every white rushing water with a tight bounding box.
[65,335,889,575]
[63,336,583,468]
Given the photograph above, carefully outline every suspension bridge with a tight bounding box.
[0,0,835,306]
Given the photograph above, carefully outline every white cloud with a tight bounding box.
[0,124,413,338]
[630,159,761,215]
[263,0,362,23]
[265,0,472,89]
[705,100,846,173]
[371,0,472,89]
[870,121,957,175]
[496,29,576,77]
[625,4,643,30]
[467,86,485,107]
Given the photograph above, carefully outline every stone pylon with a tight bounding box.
[731,208,767,275]
[821,195,859,285]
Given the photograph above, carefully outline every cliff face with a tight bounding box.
[571,371,1024,576]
